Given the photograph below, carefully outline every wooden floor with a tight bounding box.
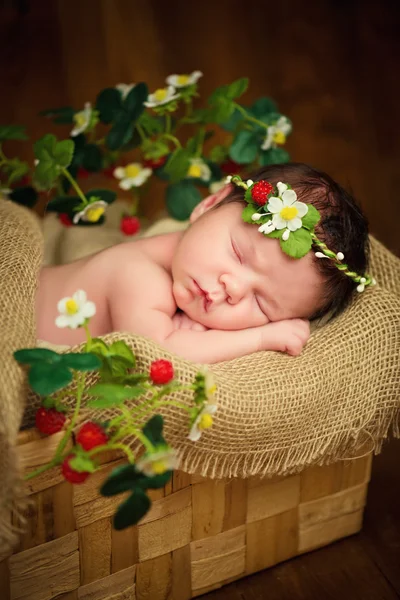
[204,438,400,600]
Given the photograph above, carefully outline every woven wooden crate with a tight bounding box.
[0,430,372,600]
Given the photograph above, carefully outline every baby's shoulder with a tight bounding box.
[104,239,175,313]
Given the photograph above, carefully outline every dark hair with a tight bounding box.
[219,162,370,320]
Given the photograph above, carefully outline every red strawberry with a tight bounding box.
[35,407,66,435]
[59,213,73,227]
[220,158,241,175]
[76,422,108,451]
[61,455,90,484]
[150,359,174,384]
[143,156,167,170]
[251,181,274,205]
[77,167,90,179]
[120,215,141,236]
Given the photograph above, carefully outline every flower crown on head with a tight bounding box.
[226,174,376,293]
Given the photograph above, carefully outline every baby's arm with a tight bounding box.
[109,256,309,363]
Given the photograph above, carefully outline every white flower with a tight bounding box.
[261,116,292,151]
[251,213,263,221]
[246,179,254,187]
[258,220,276,234]
[201,368,217,402]
[144,85,180,108]
[115,83,135,99]
[113,163,152,190]
[55,290,96,329]
[187,158,211,182]
[136,447,180,477]
[267,183,308,232]
[209,179,226,194]
[73,200,108,224]
[70,102,92,137]
[189,403,218,442]
[166,70,203,88]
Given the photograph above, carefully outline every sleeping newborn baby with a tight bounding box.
[36,163,373,363]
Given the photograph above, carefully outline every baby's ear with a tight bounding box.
[190,184,232,223]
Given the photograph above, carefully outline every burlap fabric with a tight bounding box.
[1,199,400,552]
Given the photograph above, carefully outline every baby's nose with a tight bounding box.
[219,274,246,304]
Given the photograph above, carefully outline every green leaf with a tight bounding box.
[229,130,259,164]
[61,352,101,371]
[95,88,122,124]
[89,338,110,356]
[34,134,74,188]
[101,464,142,496]
[108,341,135,367]
[14,348,62,365]
[69,454,96,473]
[209,144,229,163]
[0,124,28,141]
[82,144,103,172]
[7,159,29,184]
[39,106,75,124]
[301,204,321,230]
[242,204,257,224]
[86,382,146,408]
[142,415,165,446]
[225,77,249,100]
[220,107,244,132]
[280,228,313,259]
[260,147,290,166]
[86,188,117,205]
[46,196,80,213]
[248,97,278,120]
[165,181,202,221]
[210,97,235,124]
[124,82,148,122]
[29,363,72,396]
[136,470,172,490]
[106,114,133,151]
[164,148,191,183]
[138,112,164,135]
[113,489,151,529]
[267,228,284,239]
[8,186,38,208]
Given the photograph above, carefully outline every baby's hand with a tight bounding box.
[172,312,209,332]
[260,319,310,356]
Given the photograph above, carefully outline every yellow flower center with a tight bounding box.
[73,111,87,128]
[188,164,202,178]
[199,413,214,430]
[151,460,167,475]
[280,206,298,221]
[125,164,141,178]
[86,206,105,222]
[207,384,217,396]
[65,299,79,315]
[177,75,190,85]
[154,88,168,102]
[273,131,286,145]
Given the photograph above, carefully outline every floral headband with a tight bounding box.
[227,175,376,293]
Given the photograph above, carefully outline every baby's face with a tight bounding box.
[171,202,325,330]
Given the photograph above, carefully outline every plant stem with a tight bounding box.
[165,114,172,134]
[161,134,181,149]
[195,127,206,158]
[136,124,146,143]
[89,442,135,463]
[60,167,88,205]
[55,372,86,459]
[83,322,92,350]
[233,103,268,130]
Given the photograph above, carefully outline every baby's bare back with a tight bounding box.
[36,235,177,346]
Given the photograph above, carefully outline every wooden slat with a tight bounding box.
[191,527,246,594]
[222,479,247,531]
[77,565,136,600]
[73,460,125,507]
[298,508,364,553]
[247,475,300,523]
[138,501,192,562]
[246,508,298,575]
[172,545,192,600]
[135,552,172,600]
[299,483,368,530]
[111,525,139,574]
[78,519,112,586]
[300,461,345,503]
[140,487,191,525]
[9,531,79,600]
[191,480,226,540]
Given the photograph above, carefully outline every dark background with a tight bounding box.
[1,1,399,598]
